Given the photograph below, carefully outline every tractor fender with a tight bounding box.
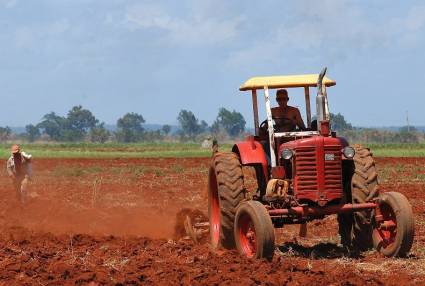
[232,141,269,179]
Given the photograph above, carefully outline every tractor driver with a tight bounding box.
[272,89,306,132]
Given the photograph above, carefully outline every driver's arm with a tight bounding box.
[295,109,306,130]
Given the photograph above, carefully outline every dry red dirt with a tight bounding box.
[0,157,424,285]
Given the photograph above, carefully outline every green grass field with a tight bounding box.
[365,143,425,157]
[0,142,232,159]
[0,142,424,159]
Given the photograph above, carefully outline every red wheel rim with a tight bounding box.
[209,171,220,246]
[374,203,397,249]
[238,213,256,258]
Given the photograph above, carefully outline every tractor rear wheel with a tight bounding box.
[339,145,380,253]
[208,152,246,249]
[234,201,275,260]
[373,192,414,257]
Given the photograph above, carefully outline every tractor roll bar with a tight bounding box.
[251,89,259,136]
[264,86,277,167]
[304,86,312,127]
[250,85,314,168]
[250,86,314,138]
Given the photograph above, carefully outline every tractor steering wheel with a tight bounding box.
[262,117,296,133]
[259,119,272,138]
[259,117,295,137]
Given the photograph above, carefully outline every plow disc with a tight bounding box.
[174,208,209,244]
[184,215,209,244]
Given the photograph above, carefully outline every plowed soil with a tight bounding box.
[0,157,424,285]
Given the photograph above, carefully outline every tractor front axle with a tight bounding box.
[268,202,377,218]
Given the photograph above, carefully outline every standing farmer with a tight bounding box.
[6,144,33,204]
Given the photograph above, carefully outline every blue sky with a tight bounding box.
[1,0,425,127]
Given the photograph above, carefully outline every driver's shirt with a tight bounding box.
[271,106,304,132]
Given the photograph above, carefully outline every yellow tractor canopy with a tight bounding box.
[239,74,336,91]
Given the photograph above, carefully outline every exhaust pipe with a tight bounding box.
[316,67,330,135]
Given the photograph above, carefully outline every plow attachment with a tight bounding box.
[183,215,209,244]
[174,208,209,244]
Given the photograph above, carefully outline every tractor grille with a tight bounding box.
[295,147,317,192]
[324,145,343,192]
[294,144,343,202]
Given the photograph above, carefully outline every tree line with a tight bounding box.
[0,106,246,143]
[330,113,425,144]
[0,108,422,143]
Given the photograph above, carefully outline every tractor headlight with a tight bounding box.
[342,146,355,158]
[281,148,294,160]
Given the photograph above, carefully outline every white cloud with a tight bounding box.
[47,18,70,36]
[389,4,425,48]
[405,5,425,31]
[124,3,242,46]
[13,19,70,49]
[0,0,17,8]
[14,26,33,48]
[126,4,172,30]
[226,1,425,70]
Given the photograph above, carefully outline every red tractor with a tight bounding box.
[208,68,414,259]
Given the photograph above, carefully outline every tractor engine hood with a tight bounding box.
[278,136,348,153]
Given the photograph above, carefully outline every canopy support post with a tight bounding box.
[304,86,312,128]
[252,89,259,136]
[264,86,276,167]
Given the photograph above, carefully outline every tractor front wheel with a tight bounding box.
[234,201,275,260]
[208,152,246,250]
[373,192,414,257]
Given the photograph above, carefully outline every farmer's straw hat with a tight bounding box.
[11,144,20,154]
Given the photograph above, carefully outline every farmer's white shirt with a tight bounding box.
[6,152,33,178]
